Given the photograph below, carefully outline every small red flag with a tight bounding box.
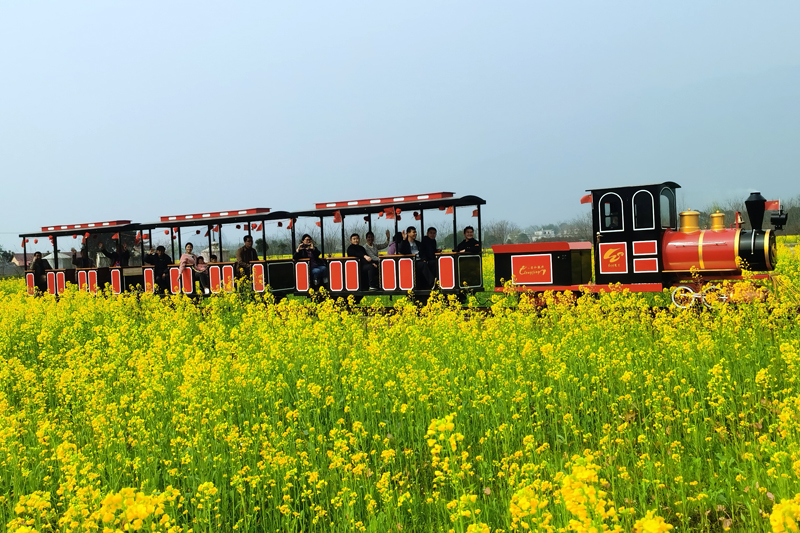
[385,208,395,220]
[112,233,119,240]
[333,210,342,223]
[212,225,219,232]
[315,221,321,227]
[580,193,592,204]
[204,230,210,237]
[765,200,780,210]
[472,209,478,217]
[445,206,454,214]
[20,239,24,248]
[287,219,293,230]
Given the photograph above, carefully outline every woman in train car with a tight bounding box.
[455,226,481,254]
[386,231,405,255]
[294,234,328,287]
[178,242,197,275]
[364,229,391,261]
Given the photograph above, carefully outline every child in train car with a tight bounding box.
[347,233,379,290]
[399,226,434,289]
[387,231,405,255]
[294,234,328,287]
[456,226,481,254]
[193,256,210,294]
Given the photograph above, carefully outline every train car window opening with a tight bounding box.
[660,188,677,229]
[599,193,624,232]
[633,190,655,230]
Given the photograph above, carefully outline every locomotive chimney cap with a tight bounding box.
[745,191,767,231]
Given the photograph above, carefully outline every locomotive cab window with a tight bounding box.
[632,191,655,230]
[599,193,623,232]
[660,188,677,229]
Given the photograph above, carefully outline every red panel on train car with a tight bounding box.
[330,261,344,292]
[345,260,360,291]
[143,268,154,293]
[598,242,628,275]
[398,258,414,291]
[209,266,221,293]
[252,263,265,292]
[381,259,397,291]
[438,256,456,289]
[111,269,122,295]
[662,229,738,271]
[26,273,35,296]
[222,265,235,293]
[296,262,309,292]
[632,240,658,256]
[633,258,659,273]
[88,270,98,294]
[78,270,88,291]
[47,272,56,295]
[181,269,193,293]
[56,272,66,294]
[170,268,181,294]
[510,254,553,285]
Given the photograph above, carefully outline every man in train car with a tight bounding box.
[144,246,172,293]
[235,235,259,277]
[71,245,95,268]
[30,251,52,294]
[455,226,481,254]
[97,241,131,267]
[399,226,434,289]
[347,233,379,290]
[420,227,441,282]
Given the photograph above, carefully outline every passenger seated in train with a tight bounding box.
[364,229,391,261]
[71,246,95,268]
[387,231,405,255]
[347,233,379,290]
[178,243,197,275]
[144,246,172,293]
[456,226,481,254]
[235,236,259,277]
[398,226,434,289]
[98,241,131,267]
[194,256,210,294]
[420,227,441,281]
[30,251,52,294]
[294,234,328,287]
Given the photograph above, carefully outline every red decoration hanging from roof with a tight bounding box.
[314,192,454,210]
[333,210,342,223]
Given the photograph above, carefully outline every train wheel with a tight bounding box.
[702,286,728,309]
[671,285,696,308]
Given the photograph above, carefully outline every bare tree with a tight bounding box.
[483,220,521,246]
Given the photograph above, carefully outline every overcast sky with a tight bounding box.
[2,1,799,251]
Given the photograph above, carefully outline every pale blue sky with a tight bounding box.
[2,2,799,251]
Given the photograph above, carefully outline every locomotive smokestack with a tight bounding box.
[745,192,767,231]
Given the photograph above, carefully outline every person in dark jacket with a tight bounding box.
[420,227,441,282]
[30,251,52,293]
[346,233,379,290]
[98,241,130,267]
[398,226,434,289]
[456,226,481,254]
[235,236,259,277]
[293,234,327,286]
[144,246,172,293]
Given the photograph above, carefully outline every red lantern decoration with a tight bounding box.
[165,230,169,235]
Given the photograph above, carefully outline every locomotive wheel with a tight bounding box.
[702,286,728,309]
[671,285,696,308]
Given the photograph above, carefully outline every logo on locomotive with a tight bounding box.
[598,243,628,274]
[511,254,553,284]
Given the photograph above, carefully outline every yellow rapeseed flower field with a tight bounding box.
[1,243,800,532]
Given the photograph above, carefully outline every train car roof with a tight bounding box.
[290,193,486,218]
[136,209,295,229]
[586,181,681,193]
[20,220,138,238]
